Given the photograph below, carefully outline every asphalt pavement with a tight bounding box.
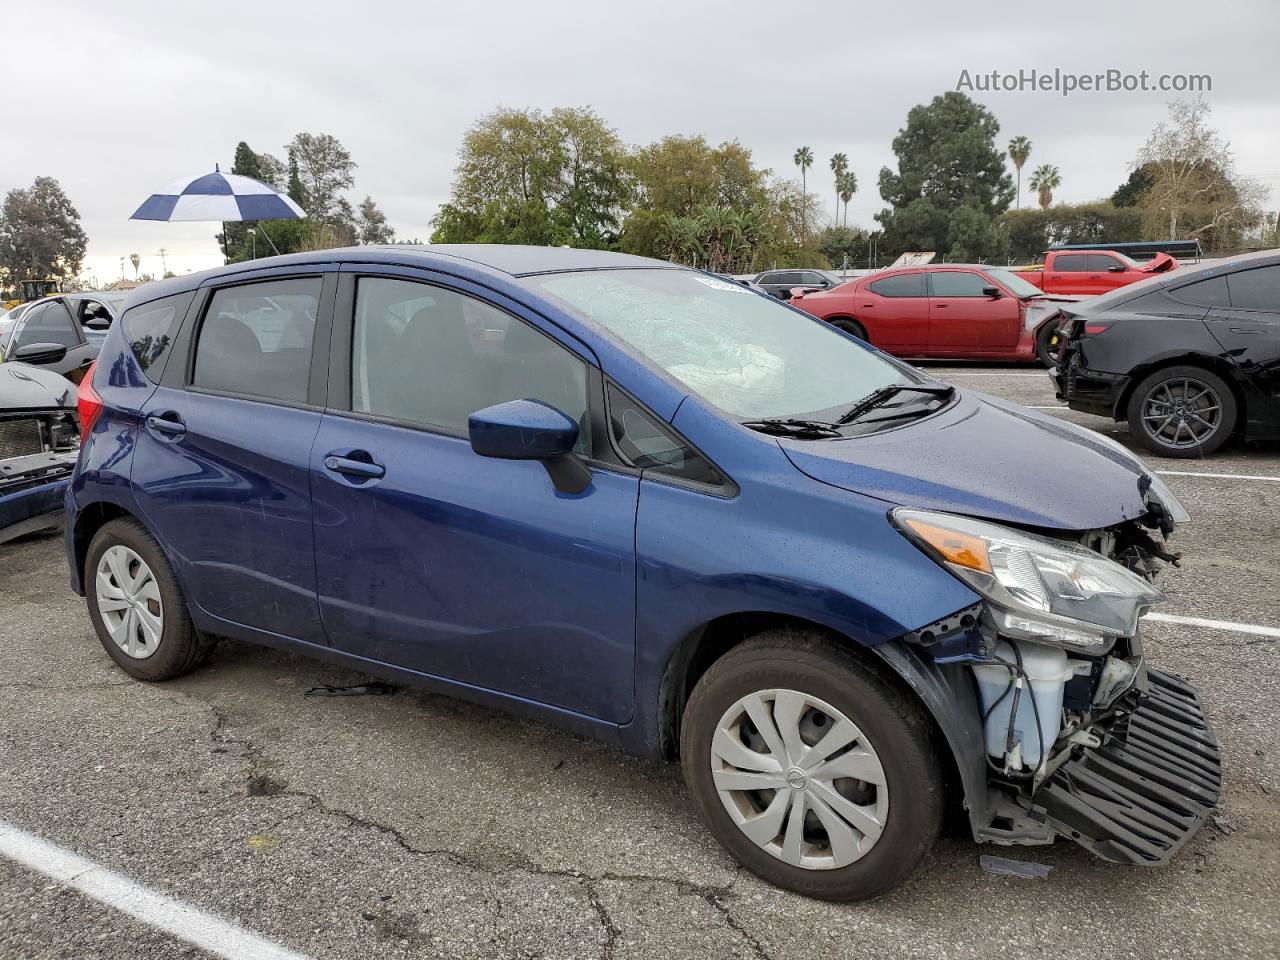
[1,365,1277,960]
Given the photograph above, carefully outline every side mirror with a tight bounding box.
[982,286,1002,298]
[469,399,591,495]
[1108,264,1126,273]
[11,342,68,365]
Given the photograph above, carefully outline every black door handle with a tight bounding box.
[145,412,186,436]
[324,453,385,479]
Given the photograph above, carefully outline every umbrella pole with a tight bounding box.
[222,222,229,262]
[257,222,282,256]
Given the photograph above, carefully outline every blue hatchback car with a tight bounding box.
[66,245,1220,899]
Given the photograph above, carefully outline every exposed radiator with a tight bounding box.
[0,418,45,459]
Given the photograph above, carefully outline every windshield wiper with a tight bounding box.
[741,418,844,439]
[833,383,955,426]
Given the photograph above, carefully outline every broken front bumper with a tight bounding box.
[1026,669,1221,864]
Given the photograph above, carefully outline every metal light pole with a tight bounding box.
[158,248,167,276]
[247,228,257,260]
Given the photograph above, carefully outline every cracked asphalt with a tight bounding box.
[1,364,1278,959]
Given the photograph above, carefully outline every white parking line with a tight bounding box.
[1143,612,1280,639]
[1155,470,1280,483]
[0,822,311,960]
[941,372,1048,377]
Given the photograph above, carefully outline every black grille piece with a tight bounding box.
[1035,669,1222,865]
[0,418,44,459]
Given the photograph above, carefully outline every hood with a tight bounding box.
[1139,252,1178,273]
[0,362,77,411]
[780,390,1160,531]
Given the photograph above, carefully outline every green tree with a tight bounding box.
[829,153,848,223]
[129,253,140,278]
[356,196,395,244]
[838,171,857,227]
[431,106,630,247]
[218,141,305,261]
[0,177,88,287]
[288,132,356,224]
[876,92,1013,261]
[1008,136,1032,210]
[1003,202,1143,259]
[793,146,814,238]
[818,225,867,271]
[1111,165,1154,207]
[1029,164,1061,209]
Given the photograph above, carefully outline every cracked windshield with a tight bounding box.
[531,269,902,420]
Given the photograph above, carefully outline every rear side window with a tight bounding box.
[1172,276,1230,308]
[193,278,320,404]
[1053,255,1090,272]
[123,292,193,382]
[1226,266,1280,311]
[868,274,926,298]
[605,384,723,487]
[929,272,990,297]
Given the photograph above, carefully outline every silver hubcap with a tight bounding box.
[711,689,888,870]
[1142,377,1222,449]
[95,545,163,659]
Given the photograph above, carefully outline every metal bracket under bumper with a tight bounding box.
[1033,669,1222,865]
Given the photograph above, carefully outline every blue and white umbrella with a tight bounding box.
[130,167,305,222]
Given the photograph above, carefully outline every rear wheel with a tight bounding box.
[830,318,867,341]
[680,632,943,901]
[1126,365,1236,458]
[86,518,214,681]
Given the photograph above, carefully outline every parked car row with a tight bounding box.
[64,244,1217,902]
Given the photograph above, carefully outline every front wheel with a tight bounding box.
[1126,366,1237,458]
[680,632,943,901]
[1035,321,1060,367]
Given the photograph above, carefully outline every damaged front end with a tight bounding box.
[893,501,1222,866]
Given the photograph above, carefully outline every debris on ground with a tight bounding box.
[979,855,1053,879]
[304,682,398,698]
[1212,814,1235,835]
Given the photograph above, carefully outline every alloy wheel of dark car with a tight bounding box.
[1126,366,1237,458]
[681,631,942,901]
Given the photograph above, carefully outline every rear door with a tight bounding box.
[309,267,639,722]
[132,269,335,645]
[859,272,929,352]
[1044,254,1093,294]
[1197,265,1280,433]
[926,271,1021,353]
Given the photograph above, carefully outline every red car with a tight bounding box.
[791,265,1074,364]
[1018,249,1177,296]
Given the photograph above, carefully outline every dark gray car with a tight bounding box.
[0,292,125,380]
[753,268,845,301]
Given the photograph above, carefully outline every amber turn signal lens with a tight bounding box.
[901,518,992,573]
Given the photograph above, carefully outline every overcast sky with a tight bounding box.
[9,0,1280,283]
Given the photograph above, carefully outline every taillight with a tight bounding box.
[1083,321,1113,336]
[77,360,103,446]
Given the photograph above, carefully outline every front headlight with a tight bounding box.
[894,508,1163,652]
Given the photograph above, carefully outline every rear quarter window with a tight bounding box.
[123,292,194,382]
[868,274,926,298]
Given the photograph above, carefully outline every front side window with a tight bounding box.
[193,277,320,403]
[1054,254,1090,272]
[987,269,1042,298]
[1087,254,1121,272]
[929,272,990,297]
[868,273,927,298]
[352,277,589,450]
[124,292,192,381]
[526,269,908,421]
[15,300,80,349]
[1226,265,1280,311]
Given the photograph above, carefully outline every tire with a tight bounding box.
[85,518,214,681]
[680,631,943,901]
[1035,321,1060,368]
[1125,365,1237,459]
[830,318,867,341]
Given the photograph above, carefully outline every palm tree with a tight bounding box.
[1029,164,1061,210]
[1008,136,1032,210]
[793,146,814,239]
[129,253,141,278]
[838,171,858,227]
[829,153,849,223]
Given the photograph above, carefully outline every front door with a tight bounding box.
[133,273,332,645]
[1202,264,1280,435]
[927,271,1021,353]
[310,272,639,722]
